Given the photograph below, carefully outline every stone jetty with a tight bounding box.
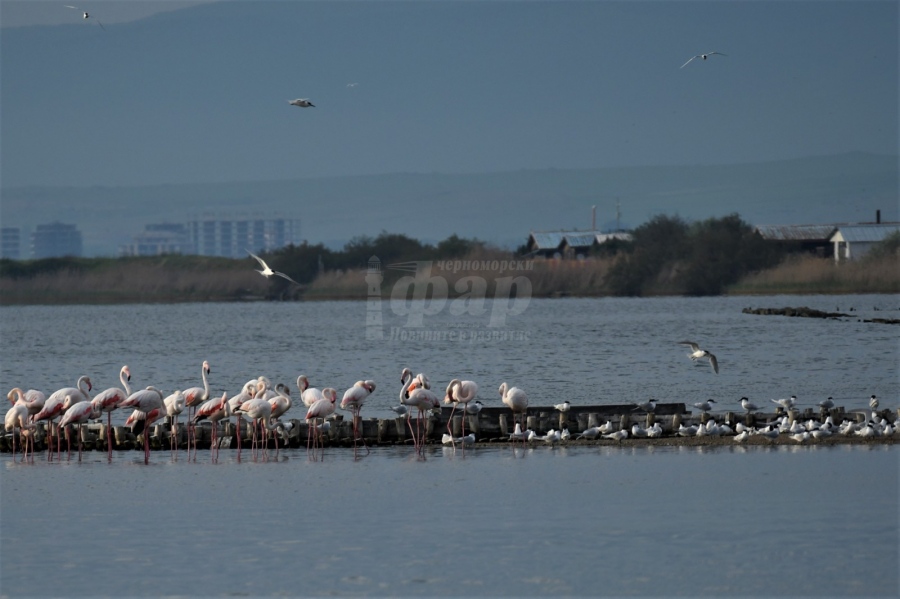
[2,402,898,454]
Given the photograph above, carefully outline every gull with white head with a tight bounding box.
[678,341,719,374]
[288,98,315,108]
[247,250,301,285]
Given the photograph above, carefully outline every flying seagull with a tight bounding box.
[247,250,301,285]
[678,341,719,374]
[288,98,315,108]
[65,5,105,30]
[680,51,726,69]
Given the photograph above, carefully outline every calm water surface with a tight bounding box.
[1,295,898,597]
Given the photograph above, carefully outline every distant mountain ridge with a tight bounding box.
[1,152,896,256]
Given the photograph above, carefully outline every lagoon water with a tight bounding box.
[1,294,898,596]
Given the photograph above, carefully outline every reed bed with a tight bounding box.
[0,260,267,304]
[728,254,900,295]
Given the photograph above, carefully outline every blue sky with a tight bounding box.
[1,0,897,188]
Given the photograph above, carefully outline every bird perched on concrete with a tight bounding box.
[464,400,483,415]
[389,404,409,417]
[631,399,657,413]
[288,98,315,108]
[869,395,879,410]
[771,396,796,410]
[678,341,719,373]
[739,397,759,413]
[553,401,571,413]
[818,397,835,410]
[693,399,716,412]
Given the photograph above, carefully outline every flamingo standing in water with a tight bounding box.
[228,381,256,459]
[340,380,376,454]
[443,379,478,448]
[39,375,92,460]
[58,400,99,461]
[182,360,211,458]
[194,392,231,461]
[163,390,186,454]
[5,403,35,462]
[237,382,281,459]
[90,365,132,459]
[305,388,337,457]
[499,382,528,446]
[400,370,440,456]
[119,386,165,464]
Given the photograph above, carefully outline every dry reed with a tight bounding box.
[729,254,900,295]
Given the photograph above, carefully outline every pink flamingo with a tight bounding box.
[499,382,528,446]
[125,405,165,464]
[90,365,132,459]
[444,379,479,449]
[228,381,256,459]
[39,375,92,460]
[57,400,99,461]
[163,390,186,454]
[7,387,47,419]
[340,380,376,454]
[182,360,211,457]
[119,386,164,464]
[400,371,440,456]
[305,388,337,458]
[237,392,278,460]
[298,375,325,407]
[5,403,35,462]
[194,392,231,461]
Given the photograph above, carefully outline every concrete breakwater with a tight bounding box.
[2,402,897,453]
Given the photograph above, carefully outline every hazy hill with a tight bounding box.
[1,152,896,256]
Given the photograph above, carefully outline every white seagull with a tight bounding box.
[680,51,727,69]
[65,5,105,30]
[771,396,796,410]
[288,98,315,108]
[818,397,835,410]
[678,341,719,373]
[247,250,301,285]
[869,395,879,410]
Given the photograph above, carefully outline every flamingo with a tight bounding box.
[298,375,325,407]
[269,384,293,421]
[499,382,528,446]
[7,387,46,418]
[182,360,211,457]
[237,383,280,459]
[40,375,92,460]
[5,403,35,462]
[305,388,337,457]
[194,392,231,461]
[57,400,99,461]
[163,390,186,453]
[90,365,132,459]
[443,379,478,448]
[228,381,256,458]
[119,386,164,464]
[340,380,376,453]
[125,406,165,464]
[400,371,440,456]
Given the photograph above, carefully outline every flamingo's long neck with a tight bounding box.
[120,369,132,396]
[77,377,91,401]
[201,367,210,400]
